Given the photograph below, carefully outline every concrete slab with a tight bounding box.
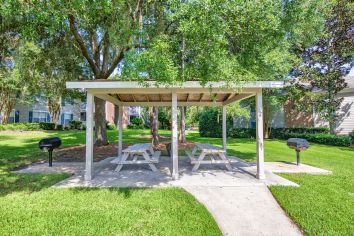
[265,162,332,174]
[13,156,298,188]
[13,156,316,236]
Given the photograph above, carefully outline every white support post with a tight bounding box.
[222,105,227,152]
[171,92,179,179]
[118,106,123,157]
[256,90,265,179]
[85,93,94,181]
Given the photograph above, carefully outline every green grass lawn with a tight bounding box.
[0,129,353,235]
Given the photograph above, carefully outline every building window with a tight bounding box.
[8,110,19,123]
[62,113,73,125]
[80,112,86,122]
[32,111,49,123]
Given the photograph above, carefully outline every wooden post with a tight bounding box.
[118,105,123,157]
[85,92,94,181]
[222,105,227,152]
[256,90,265,179]
[171,92,179,179]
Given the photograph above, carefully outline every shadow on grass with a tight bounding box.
[0,172,70,197]
[68,187,136,199]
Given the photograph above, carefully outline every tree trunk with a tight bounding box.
[179,106,186,143]
[150,106,159,146]
[48,97,61,128]
[0,92,16,124]
[94,97,108,146]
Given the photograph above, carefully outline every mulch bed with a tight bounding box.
[55,141,196,162]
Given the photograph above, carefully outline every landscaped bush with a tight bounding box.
[56,124,63,131]
[0,122,54,131]
[127,118,145,129]
[69,120,83,129]
[228,128,256,138]
[38,122,55,130]
[106,123,116,130]
[199,108,222,137]
[269,127,329,139]
[281,133,352,147]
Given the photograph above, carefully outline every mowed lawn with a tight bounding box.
[0,129,353,235]
[0,130,220,236]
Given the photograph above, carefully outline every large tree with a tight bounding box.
[13,0,166,145]
[0,10,30,124]
[293,0,353,133]
[17,37,86,127]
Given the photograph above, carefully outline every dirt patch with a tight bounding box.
[55,141,197,162]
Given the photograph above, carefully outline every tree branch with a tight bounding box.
[102,48,126,79]
[102,32,109,73]
[68,14,100,78]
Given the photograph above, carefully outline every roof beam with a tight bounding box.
[223,93,234,101]
[131,94,136,102]
[223,93,255,106]
[117,94,123,101]
[94,94,122,106]
[121,101,223,107]
[199,93,204,102]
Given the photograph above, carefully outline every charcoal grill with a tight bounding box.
[39,137,61,167]
[287,138,309,165]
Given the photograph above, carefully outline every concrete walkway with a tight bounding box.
[184,186,302,236]
[14,156,332,235]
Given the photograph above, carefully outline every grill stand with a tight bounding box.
[296,150,300,166]
[48,149,53,167]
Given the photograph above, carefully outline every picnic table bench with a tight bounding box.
[110,143,161,172]
[185,143,233,171]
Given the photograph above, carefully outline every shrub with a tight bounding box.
[199,108,222,137]
[269,127,329,139]
[131,118,144,126]
[127,118,145,129]
[56,125,63,131]
[283,133,352,147]
[228,128,256,138]
[79,123,86,130]
[38,122,55,130]
[69,120,83,129]
[106,123,116,130]
[199,108,233,138]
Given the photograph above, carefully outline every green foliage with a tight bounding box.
[291,0,353,132]
[282,133,352,147]
[0,122,60,131]
[269,127,330,138]
[106,123,116,130]
[69,120,83,130]
[228,128,256,139]
[158,107,171,130]
[127,118,145,129]
[198,108,233,138]
[199,108,222,138]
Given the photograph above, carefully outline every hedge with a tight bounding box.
[206,127,352,147]
[0,122,58,131]
[199,108,233,138]
[228,127,330,139]
[281,133,352,147]
[269,127,329,139]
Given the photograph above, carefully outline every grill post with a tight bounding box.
[296,150,300,166]
[48,149,53,167]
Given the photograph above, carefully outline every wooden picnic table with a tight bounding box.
[111,143,161,172]
[186,143,232,171]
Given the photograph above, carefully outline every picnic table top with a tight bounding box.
[195,143,225,152]
[123,143,152,153]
